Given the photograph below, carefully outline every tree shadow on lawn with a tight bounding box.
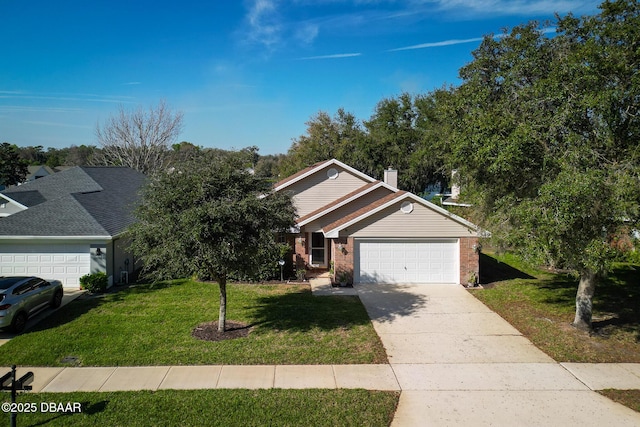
[249,289,370,332]
[248,285,430,330]
[248,285,425,332]
[527,264,640,339]
[591,265,640,340]
[480,252,535,284]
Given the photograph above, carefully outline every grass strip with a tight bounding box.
[4,389,399,427]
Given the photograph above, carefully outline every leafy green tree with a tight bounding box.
[411,89,454,194]
[127,151,296,332]
[362,93,422,191]
[254,153,287,180]
[17,145,46,165]
[278,109,366,177]
[65,145,98,166]
[445,0,640,330]
[0,143,29,187]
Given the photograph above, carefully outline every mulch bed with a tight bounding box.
[192,320,252,342]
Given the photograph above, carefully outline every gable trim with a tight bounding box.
[324,192,480,238]
[274,159,376,192]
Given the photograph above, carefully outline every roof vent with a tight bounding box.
[327,168,339,180]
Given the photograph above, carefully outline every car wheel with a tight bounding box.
[51,289,63,308]
[11,312,27,333]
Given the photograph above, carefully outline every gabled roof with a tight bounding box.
[296,180,396,226]
[26,165,55,180]
[323,190,481,238]
[0,166,145,238]
[274,159,376,191]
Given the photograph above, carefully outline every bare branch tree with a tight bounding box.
[95,100,184,174]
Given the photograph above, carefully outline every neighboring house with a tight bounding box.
[441,169,472,208]
[0,167,145,289]
[275,159,484,285]
[25,165,56,182]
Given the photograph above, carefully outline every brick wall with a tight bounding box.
[294,233,308,269]
[331,237,354,284]
[459,236,480,285]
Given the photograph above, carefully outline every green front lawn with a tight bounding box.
[7,389,399,427]
[0,281,387,366]
[472,253,640,363]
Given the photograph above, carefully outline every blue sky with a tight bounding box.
[1,0,601,155]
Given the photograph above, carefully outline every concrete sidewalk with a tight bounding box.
[5,362,640,394]
[5,364,400,393]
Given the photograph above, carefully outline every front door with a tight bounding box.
[310,232,327,267]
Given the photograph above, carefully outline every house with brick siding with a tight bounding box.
[274,159,483,286]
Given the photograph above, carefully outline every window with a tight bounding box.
[311,232,326,266]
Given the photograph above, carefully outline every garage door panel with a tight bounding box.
[0,246,90,288]
[356,239,459,284]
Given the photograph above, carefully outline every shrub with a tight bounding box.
[80,272,108,293]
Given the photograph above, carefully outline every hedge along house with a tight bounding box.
[0,167,145,289]
[274,159,484,285]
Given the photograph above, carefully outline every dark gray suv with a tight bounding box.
[0,276,63,333]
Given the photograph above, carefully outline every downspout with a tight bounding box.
[112,237,116,285]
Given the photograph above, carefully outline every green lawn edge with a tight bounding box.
[5,389,400,427]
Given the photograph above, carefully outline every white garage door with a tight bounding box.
[355,239,459,284]
[0,243,90,288]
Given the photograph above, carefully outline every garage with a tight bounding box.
[355,239,459,284]
[0,242,91,288]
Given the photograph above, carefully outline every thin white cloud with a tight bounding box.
[123,82,141,86]
[295,23,319,45]
[0,91,134,104]
[245,0,282,49]
[388,37,485,51]
[297,53,362,60]
[21,120,92,129]
[429,0,600,16]
[388,25,556,52]
[0,106,84,114]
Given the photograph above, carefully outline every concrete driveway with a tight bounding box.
[356,283,640,426]
[0,289,84,346]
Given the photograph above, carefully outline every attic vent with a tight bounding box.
[401,201,413,214]
[327,168,339,180]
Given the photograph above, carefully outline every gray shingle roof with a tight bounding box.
[0,166,145,237]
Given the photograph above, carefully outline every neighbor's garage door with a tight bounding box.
[0,243,90,288]
[355,239,459,284]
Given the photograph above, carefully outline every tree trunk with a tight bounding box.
[218,276,227,332]
[572,270,597,331]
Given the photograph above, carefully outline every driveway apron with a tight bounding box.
[356,283,640,426]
